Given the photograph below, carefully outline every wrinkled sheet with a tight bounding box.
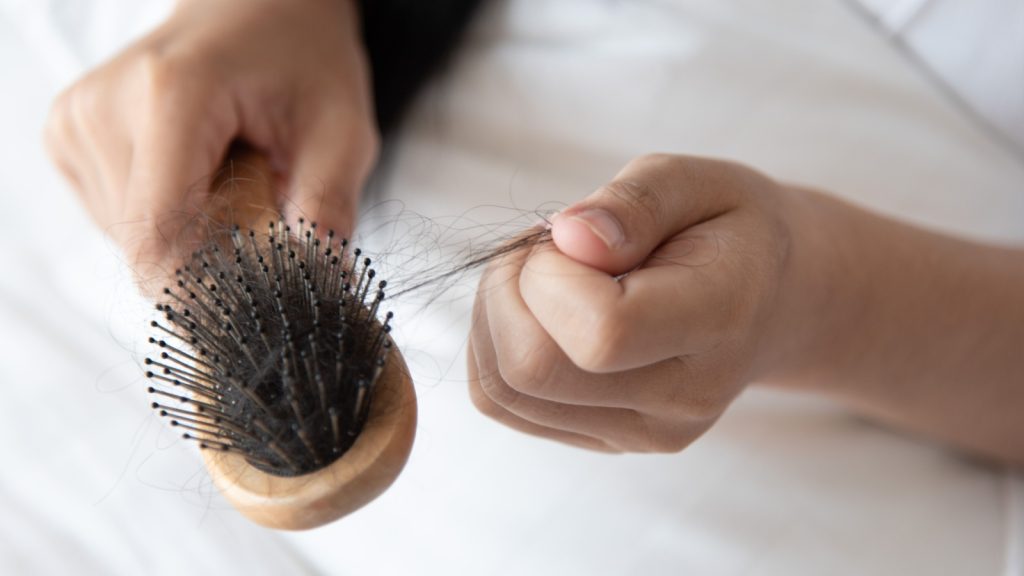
[0,0,1021,574]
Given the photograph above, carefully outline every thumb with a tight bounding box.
[283,108,378,240]
[551,154,743,275]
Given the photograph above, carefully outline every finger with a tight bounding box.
[44,87,115,211]
[550,154,759,275]
[520,216,746,373]
[467,337,617,453]
[473,273,652,450]
[478,241,683,407]
[63,77,135,204]
[282,103,377,240]
[123,71,238,271]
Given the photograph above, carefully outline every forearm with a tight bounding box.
[764,187,1024,464]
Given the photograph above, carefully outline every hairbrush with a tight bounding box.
[143,144,417,530]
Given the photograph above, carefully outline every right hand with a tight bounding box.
[44,0,378,283]
[467,154,804,452]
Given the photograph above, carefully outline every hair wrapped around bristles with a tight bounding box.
[145,219,393,477]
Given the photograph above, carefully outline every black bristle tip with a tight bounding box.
[146,219,393,477]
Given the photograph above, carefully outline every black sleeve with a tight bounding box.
[357,0,487,136]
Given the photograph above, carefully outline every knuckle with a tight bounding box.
[468,380,505,420]
[137,51,202,105]
[634,416,699,454]
[498,339,559,397]
[45,89,74,139]
[648,430,696,453]
[674,386,730,422]
[564,312,626,373]
[473,353,521,408]
[597,178,662,228]
[469,392,519,430]
[478,374,518,408]
[608,416,693,454]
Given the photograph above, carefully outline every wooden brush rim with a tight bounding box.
[201,347,416,530]
[190,144,418,530]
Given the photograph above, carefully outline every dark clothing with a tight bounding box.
[357,0,486,135]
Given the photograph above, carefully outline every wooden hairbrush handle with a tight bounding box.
[186,144,417,530]
[205,144,282,230]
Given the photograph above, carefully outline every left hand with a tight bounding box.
[44,0,377,287]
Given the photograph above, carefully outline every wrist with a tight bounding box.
[751,186,860,387]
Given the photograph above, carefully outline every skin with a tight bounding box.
[44,0,377,293]
[46,3,1022,466]
[468,154,1024,465]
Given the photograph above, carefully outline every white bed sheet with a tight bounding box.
[1,0,1021,574]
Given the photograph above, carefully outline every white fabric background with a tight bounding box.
[852,0,1024,153]
[0,0,1021,574]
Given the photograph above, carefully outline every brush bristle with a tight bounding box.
[145,219,394,477]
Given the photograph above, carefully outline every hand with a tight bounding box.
[44,0,377,283]
[467,154,799,452]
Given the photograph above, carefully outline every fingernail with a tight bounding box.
[570,208,624,249]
